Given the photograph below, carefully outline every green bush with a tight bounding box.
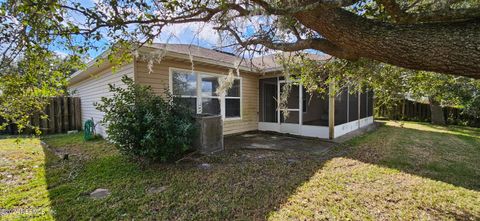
[95,76,197,162]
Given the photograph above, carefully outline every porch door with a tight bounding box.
[279,81,301,134]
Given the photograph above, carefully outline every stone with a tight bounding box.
[287,158,299,164]
[198,163,212,170]
[67,130,79,134]
[146,186,168,194]
[40,141,48,148]
[90,188,110,199]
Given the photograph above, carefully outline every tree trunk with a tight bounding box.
[294,7,480,79]
[429,98,446,125]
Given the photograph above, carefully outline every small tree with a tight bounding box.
[95,76,197,163]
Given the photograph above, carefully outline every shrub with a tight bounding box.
[95,76,197,162]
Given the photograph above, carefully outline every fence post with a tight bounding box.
[74,97,82,131]
[69,97,75,130]
[41,105,48,134]
[49,98,56,134]
[32,112,40,134]
[63,97,69,131]
[56,97,63,133]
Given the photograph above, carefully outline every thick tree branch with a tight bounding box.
[294,6,480,78]
[250,0,359,14]
[216,26,353,59]
[401,7,480,23]
[377,0,480,23]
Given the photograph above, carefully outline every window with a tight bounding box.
[170,69,241,119]
[172,71,197,113]
[202,98,221,115]
[225,79,241,118]
[201,75,221,115]
[201,75,220,97]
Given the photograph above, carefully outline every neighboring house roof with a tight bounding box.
[69,43,331,85]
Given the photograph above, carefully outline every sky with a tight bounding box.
[54,0,324,61]
[54,0,230,59]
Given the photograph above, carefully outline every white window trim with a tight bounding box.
[169,67,242,120]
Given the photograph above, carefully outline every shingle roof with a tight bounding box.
[150,43,245,67]
[70,43,332,84]
[252,53,331,72]
[149,43,331,71]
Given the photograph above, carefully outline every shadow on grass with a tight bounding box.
[40,133,334,220]
[345,121,480,191]
[38,123,480,220]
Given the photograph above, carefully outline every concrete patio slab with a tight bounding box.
[224,131,337,155]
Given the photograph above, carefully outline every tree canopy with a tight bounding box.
[0,52,80,133]
[1,0,480,132]
[1,0,480,78]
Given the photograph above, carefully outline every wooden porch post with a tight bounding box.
[328,82,335,139]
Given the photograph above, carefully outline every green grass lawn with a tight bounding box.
[1,121,480,220]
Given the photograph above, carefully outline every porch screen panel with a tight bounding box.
[360,91,367,118]
[259,78,278,122]
[302,89,329,126]
[279,83,300,124]
[280,111,299,124]
[280,84,299,109]
[348,91,359,122]
[367,90,374,117]
[335,88,348,125]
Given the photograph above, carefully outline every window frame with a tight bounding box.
[169,67,242,120]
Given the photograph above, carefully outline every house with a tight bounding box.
[69,44,374,139]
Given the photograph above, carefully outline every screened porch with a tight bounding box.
[258,76,374,139]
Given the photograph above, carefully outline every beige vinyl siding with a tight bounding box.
[134,59,259,135]
[69,63,134,137]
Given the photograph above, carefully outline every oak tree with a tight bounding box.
[2,0,480,78]
[1,0,480,131]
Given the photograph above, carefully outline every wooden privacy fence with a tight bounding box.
[0,97,82,135]
[377,99,431,122]
[377,99,480,127]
